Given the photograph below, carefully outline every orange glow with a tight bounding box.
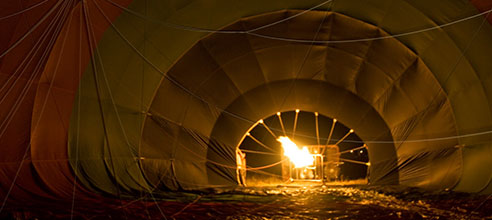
[277,136,314,168]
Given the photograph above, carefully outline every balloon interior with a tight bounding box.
[1,0,492,219]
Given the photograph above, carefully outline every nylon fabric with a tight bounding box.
[0,0,492,206]
[69,0,492,194]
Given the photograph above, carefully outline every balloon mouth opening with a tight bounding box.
[237,110,368,186]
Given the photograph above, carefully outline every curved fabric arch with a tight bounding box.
[208,79,398,186]
[61,0,492,195]
[89,9,461,193]
[1,0,492,207]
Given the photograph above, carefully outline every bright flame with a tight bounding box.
[277,136,314,168]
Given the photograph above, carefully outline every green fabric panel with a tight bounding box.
[69,60,148,194]
[68,0,492,195]
[455,144,492,192]
[330,0,492,192]
[70,0,336,195]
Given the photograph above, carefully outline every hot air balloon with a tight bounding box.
[1,0,491,218]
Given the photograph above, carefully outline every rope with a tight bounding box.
[246,159,287,171]
[0,0,73,214]
[177,137,285,171]
[0,1,64,58]
[92,2,169,219]
[339,158,368,166]
[103,0,492,43]
[472,193,492,213]
[83,3,134,219]
[98,0,492,146]
[270,126,492,144]
[0,0,49,21]
[100,0,492,145]
[103,0,332,34]
[248,169,283,178]
[70,6,83,220]
[170,195,202,218]
[337,145,366,155]
[247,134,277,152]
[240,149,277,155]
[274,1,330,124]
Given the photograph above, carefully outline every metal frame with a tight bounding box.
[289,153,324,182]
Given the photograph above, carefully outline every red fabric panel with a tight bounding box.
[0,162,53,204]
[30,0,132,199]
[0,0,65,202]
[0,0,132,203]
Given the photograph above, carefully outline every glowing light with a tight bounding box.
[350,129,354,133]
[334,119,337,122]
[360,150,363,154]
[277,112,281,116]
[258,119,264,124]
[295,109,300,113]
[277,136,314,168]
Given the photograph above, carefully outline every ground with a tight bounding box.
[169,184,491,220]
[2,182,491,219]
